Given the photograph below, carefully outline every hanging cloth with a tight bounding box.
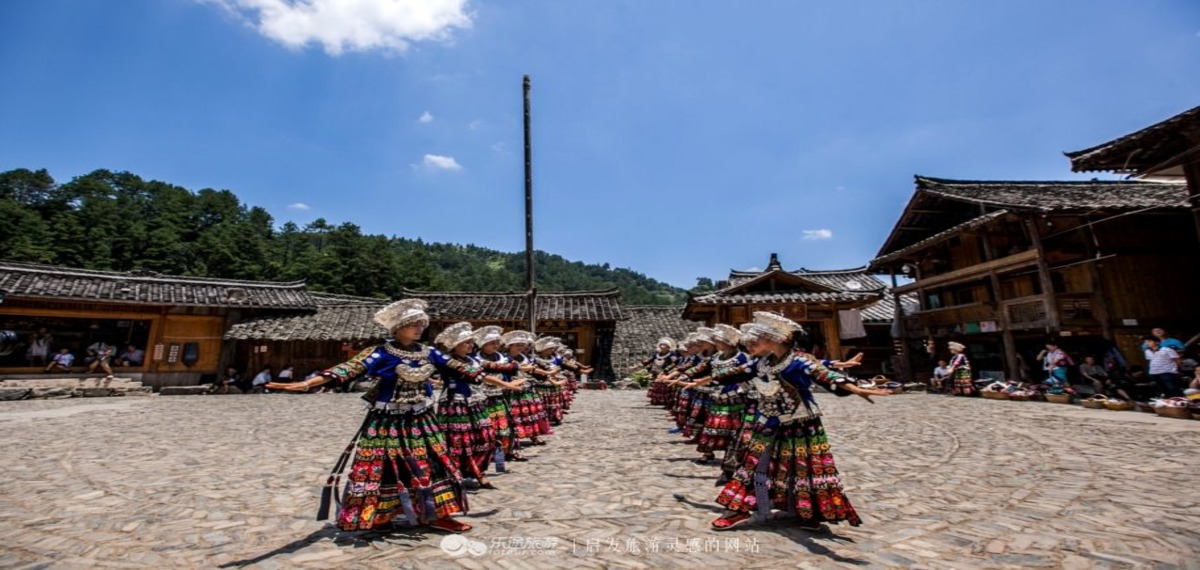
[838,309,867,339]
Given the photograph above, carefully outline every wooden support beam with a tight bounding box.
[893,249,1039,294]
[1025,218,1060,331]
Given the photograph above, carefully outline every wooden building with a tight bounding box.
[1066,103,1200,242]
[223,292,389,378]
[403,289,626,380]
[0,261,315,387]
[683,254,914,375]
[610,306,703,374]
[869,176,1197,383]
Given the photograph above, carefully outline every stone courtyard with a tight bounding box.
[0,390,1197,569]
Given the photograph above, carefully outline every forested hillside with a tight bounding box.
[0,168,687,305]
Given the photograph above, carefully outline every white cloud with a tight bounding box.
[287,202,311,210]
[207,0,473,55]
[421,154,463,171]
[802,229,833,240]
[468,119,482,130]
[490,141,506,153]
[418,111,434,124]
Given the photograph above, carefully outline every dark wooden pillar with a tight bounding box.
[1025,218,1060,332]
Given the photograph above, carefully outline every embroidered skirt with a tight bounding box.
[698,394,745,453]
[674,388,695,428]
[507,389,548,439]
[336,408,466,531]
[438,398,496,459]
[536,384,565,425]
[716,416,861,527]
[684,389,712,439]
[648,381,674,406]
[722,398,759,475]
[952,369,975,396]
[485,395,514,452]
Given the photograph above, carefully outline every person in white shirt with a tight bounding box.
[277,365,295,382]
[1143,337,1182,397]
[932,359,951,393]
[44,348,74,373]
[250,365,274,394]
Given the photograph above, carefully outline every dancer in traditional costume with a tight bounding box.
[661,336,702,433]
[556,346,592,410]
[502,330,550,446]
[435,322,518,491]
[682,324,754,466]
[639,338,680,406]
[948,341,975,396]
[276,299,472,533]
[678,328,718,442]
[712,312,890,531]
[472,326,528,474]
[530,337,569,426]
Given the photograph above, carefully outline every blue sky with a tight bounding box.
[1,1,1198,289]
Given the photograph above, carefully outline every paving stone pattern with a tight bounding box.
[0,391,1197,569]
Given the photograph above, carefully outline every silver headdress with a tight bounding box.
[435,322,475,350]
[712,323,742,346]
[472,325,504,347]
[374,299,430,331]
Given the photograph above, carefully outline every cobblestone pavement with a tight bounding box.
[0,390,1197,569]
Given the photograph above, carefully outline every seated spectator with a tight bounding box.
[277,364,295,383]
[931,359,951,393]
[116,344,145,367]
[44,348,74,373]
[250,365,273,394]
[1122,366,1158,401]
[1078,356,1109,395]
[86,341,115,379]
[211,366,240,394]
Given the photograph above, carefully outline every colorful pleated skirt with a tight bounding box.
[335,408,466,531]
[716,416,861,527]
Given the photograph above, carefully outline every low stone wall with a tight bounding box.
[0,377,153,400]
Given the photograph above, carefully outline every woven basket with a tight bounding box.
[1155,406,1193,419]
[1103,400,1134,411]
[1008,393,1031,401]
[981,390,1009,400]
[1081,396,1107,409]
[1135,402,1156,414]
[1045,393,1073,404]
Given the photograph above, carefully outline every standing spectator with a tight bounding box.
[1079,356,1109,395]
[1143,337,1182,397]
[1037,340,1072,387]
[947,342,975,396]
[1147,328,1185,352]
[250,365,273,394]
[25,327,53,367]
[931,359,951,394]
[44,347,74,373]
[86,340,115,379]
[116,344,145,368]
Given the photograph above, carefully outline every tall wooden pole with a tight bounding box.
[523,76,537,334]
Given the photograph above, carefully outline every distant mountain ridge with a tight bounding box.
[0,168,687,305]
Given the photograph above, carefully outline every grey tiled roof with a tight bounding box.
[1066,104,1200,173]
[691,290,880,304]
[0,261,315,309]
[915,176,1188,211]
[223,293,388,342]
[402,289,625,322]
[696,266,887,305]
[860,293,919,324]
[611,306,703,375]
